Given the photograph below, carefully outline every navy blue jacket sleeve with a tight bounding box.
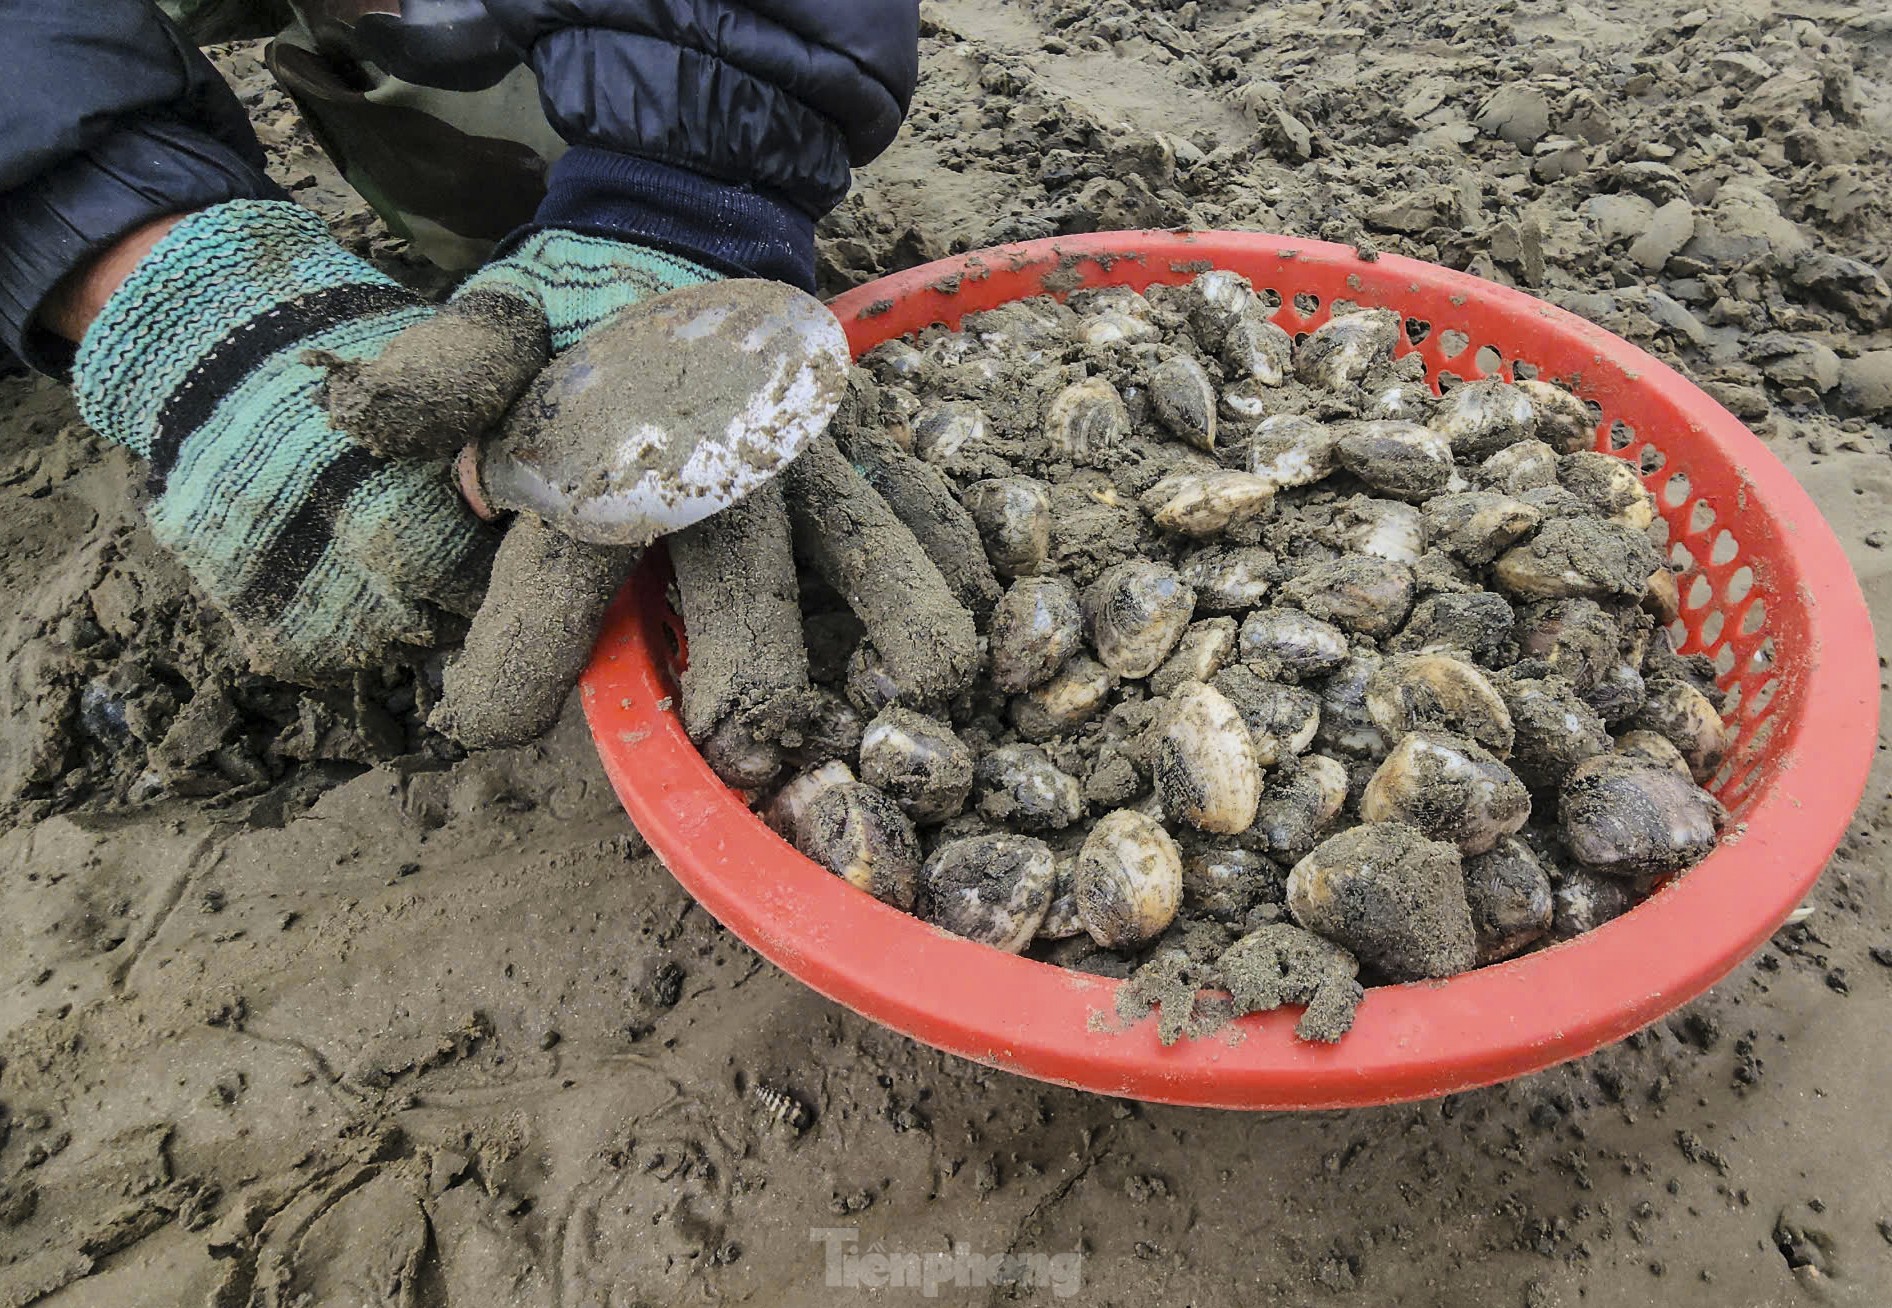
[0,2,283,373]
[480,0,919,217]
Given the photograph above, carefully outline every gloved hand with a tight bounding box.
[324,228,722,461]
[72,199,497,683]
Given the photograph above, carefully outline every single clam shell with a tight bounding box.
[1615,728,1692,775]
[1428,378,1538,460]
[1077,311,1162,348]
[1331,496,1426,565]
[919,834,1057,954]
[1477,438,1562,495]
[1359,730,1532,854]
[912,400,991,463]
[797,782,922,910]
[1365,652,1515,756]
[763,760,855,845]
[1075,809,1184,950]
[1585,660,1649,726]
[1294,308,1402,390]
[1182,845,1284,921]
[1551,865,1633,937]
[843,642,904,715]
[1182,546,1275,613]
[1223,315,1295,387]
[1213,666,1322,765]
[974,744,1086,831]
[1069,286,1155,318]
[1148,354,1219,451]
[1389,591,1517,662]
[1246,754,1350,859]
[1036,857,1087,941]
[988,575,1084,693]
[1043,376,1131,463]
[1370,382,1434,421]
[1497,674,1612,792]
[1009,655,1114,741]
[1629,679,1731,783]
[789,686,865,767]
[1492,517,1661,602]
[1316,651,1390,759]
[1220,378,1276,421]
[1174,269,1262,347]
[699,714,787,790]
[1149,617,1238,698]
[859,706,974,823]
[1278,556,1416,639]
[1335,420,1456,502]
[1643,567,1682,625]
[1559,452,1657,529]
[1514,597,1622,692]
[1246,414,1341,489]
[1082,560,1197,678]
[862,338,927,384]
[1558,753,1726,875]
[1286,821,1476,981]
[1141,469,1276,537]
[1238,608,1350,678]
[1150,681,1263,834]
[1422,491,1542,566]
[1518,378,1596,453]
[963,476,1054,578]
[1462,835,1553,963]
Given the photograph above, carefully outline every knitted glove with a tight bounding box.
[73,200,496,683]
[323,230,721,460]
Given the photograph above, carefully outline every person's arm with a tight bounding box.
[0,1,284,374]
[475,0,921,289]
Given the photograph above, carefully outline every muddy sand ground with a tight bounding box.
[4,1,1892,1304]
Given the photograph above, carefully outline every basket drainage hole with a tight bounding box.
[1439,329,1471,358]
[1739,596,1767,636]
[1709,529,1738,566]
[1670,542,1696,572]
[1667,617,1689,648]
[1474,344,1504,377]
[1700,611,1726,647]
[1405,317,1432,345]
[1607,419,1636,452]
[1640,444,1667,474]
[1437,370,1465,393]
[1690,499,1718,534]
[1257,287,1283,309]
[1662,471,1693,508]
[1293,291,1321,316]
[1686,575,1714,611]
[1750,635,1777,672]
[1331,298,1362,317]
[1512,359,1539,381]
[1714,645,1737,678]
[1750,678,1780,715]
[1724,565,1755,603]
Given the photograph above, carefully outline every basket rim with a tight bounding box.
[582,230,1880,1109]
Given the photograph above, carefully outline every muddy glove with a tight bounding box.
[326,229,721,460]
[72,200,496,683]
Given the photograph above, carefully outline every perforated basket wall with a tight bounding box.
[582,231,1877,1110]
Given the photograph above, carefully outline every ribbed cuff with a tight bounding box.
[520,147,816,292]
[0,119,286,377]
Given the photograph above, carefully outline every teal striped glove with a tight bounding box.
[323,230,722,459]
[73,200,497,684]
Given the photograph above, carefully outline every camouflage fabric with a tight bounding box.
[163,1,566,269]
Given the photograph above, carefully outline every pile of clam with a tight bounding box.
[730,271,1734,1042]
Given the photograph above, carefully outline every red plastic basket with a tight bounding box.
[580,232,1878,1109]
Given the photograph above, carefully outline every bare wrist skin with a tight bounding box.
[39,212,191,343]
